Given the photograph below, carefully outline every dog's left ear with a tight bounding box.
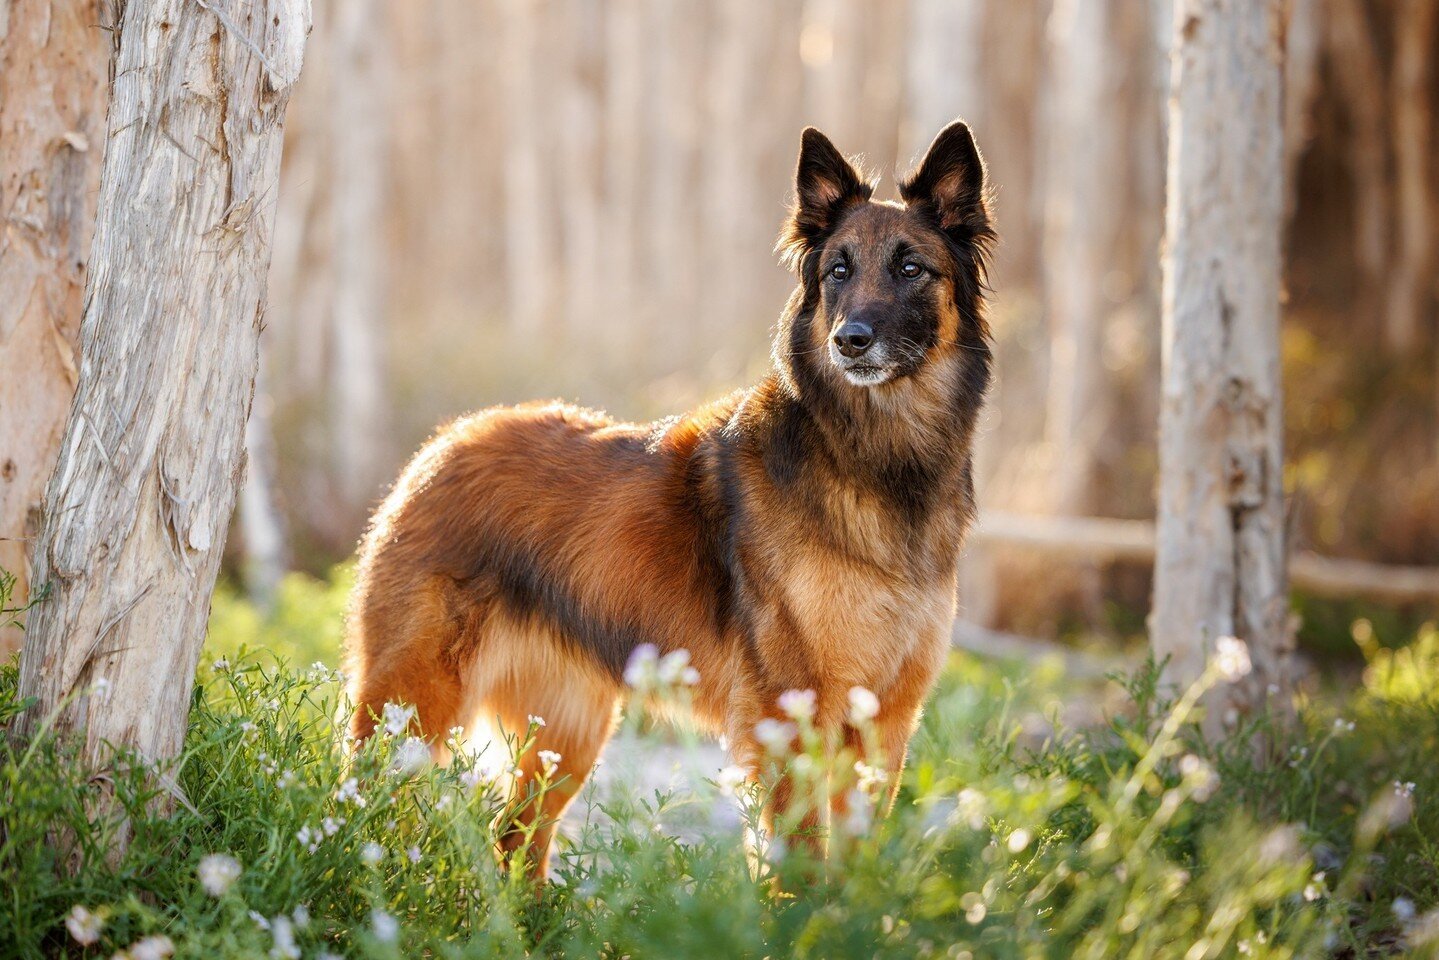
[899,120,991,242]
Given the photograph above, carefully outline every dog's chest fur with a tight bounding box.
[734,442,967,702]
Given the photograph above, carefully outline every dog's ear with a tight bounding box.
[777,127,872,269]
[899,120,991,242]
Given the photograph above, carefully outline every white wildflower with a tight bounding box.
[1395,780,1417,800]
[955,787,988,830]
[847,686,880,724]
[90,677,113,702]
[778,688,817,721]
[276,769,297,789]
[213,658,231,672]
[1006,828,1032,853]
[129,935,175,960]
[321,816,344,837]
[291,904,310,929]
[390,737,431,775]
[623,643,660,688]
[371,909,399,944]
[249,910,271,930]
[1179,754,1218,801]
[197,853,242,896]
[459,757,502,791]
[335,777,366,807]
[656,649,694,685]
[755,718,797,754]
[1395,897,1417,922]
[854,760,888,794]
[269,915,300,959]
[537,750,563,776]
[1333,718,1356,733]
[715,765,749,798]
[296,825,320,853]
[360,841,385,865]
[382,702,415,737]
[65,905,103,946]
[407,845,422,863]
[1213,636,1252,682]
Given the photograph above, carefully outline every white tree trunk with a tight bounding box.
[1153,0,1289,717]
[557,0,604,336]
[14,0,308,818]
[500,0,558,335]
[1042,0,1124,517]
[0,0,109,655]
[603,0,645,337]
[240,351,287,610]
[329,0,388,517]
[904,0,984,163]
[1282,0,1324,224]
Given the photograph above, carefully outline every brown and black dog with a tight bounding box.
[344,120,993,876]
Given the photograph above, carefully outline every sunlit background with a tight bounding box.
[235,0,1438,662]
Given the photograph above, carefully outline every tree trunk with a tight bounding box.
[904,0,983,163]
[239,352,287,611]
[0,0,110,655]
[500,0,559,335]
[557,0,604,336]
[603,0,645,341]
[1152,0,1289,720]
[1386,0,1437,356]
[13,0,308,844]
[1327,0,1392,346]
[1282,0,1324,225]
[1041,0,1125,518]
[329,0,389,520]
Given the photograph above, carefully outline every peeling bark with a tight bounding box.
[1153,0,1290,719]
[0,0,110,654]
[13,0,309,846]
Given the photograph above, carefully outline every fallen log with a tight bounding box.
[970,511,1439,605]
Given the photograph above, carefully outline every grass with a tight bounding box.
[2,569,1438,958]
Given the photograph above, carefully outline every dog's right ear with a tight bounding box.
[777,127,872,270]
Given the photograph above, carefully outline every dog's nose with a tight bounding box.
[833,322,874,358]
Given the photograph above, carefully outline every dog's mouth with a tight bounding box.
[838,361,893,387]
[828,342,894,386]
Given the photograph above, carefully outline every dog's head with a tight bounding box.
[776,121,993,393]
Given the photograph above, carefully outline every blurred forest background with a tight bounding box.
[241,0,1439,658]
[7,0,1439,660]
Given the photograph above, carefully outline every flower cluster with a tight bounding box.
[623,644,700,691]
[382,702,415,737]
[778,688,816,721]
[65,905,103,946]
[1213,636,1252,682]
[197,853,242,896]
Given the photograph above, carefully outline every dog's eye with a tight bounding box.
[829,263,849,282]
[900,261,924,279]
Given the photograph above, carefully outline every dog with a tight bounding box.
[344,120,993,876]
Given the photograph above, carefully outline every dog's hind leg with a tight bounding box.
[344,574,471,757]
[467,618,623,879]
